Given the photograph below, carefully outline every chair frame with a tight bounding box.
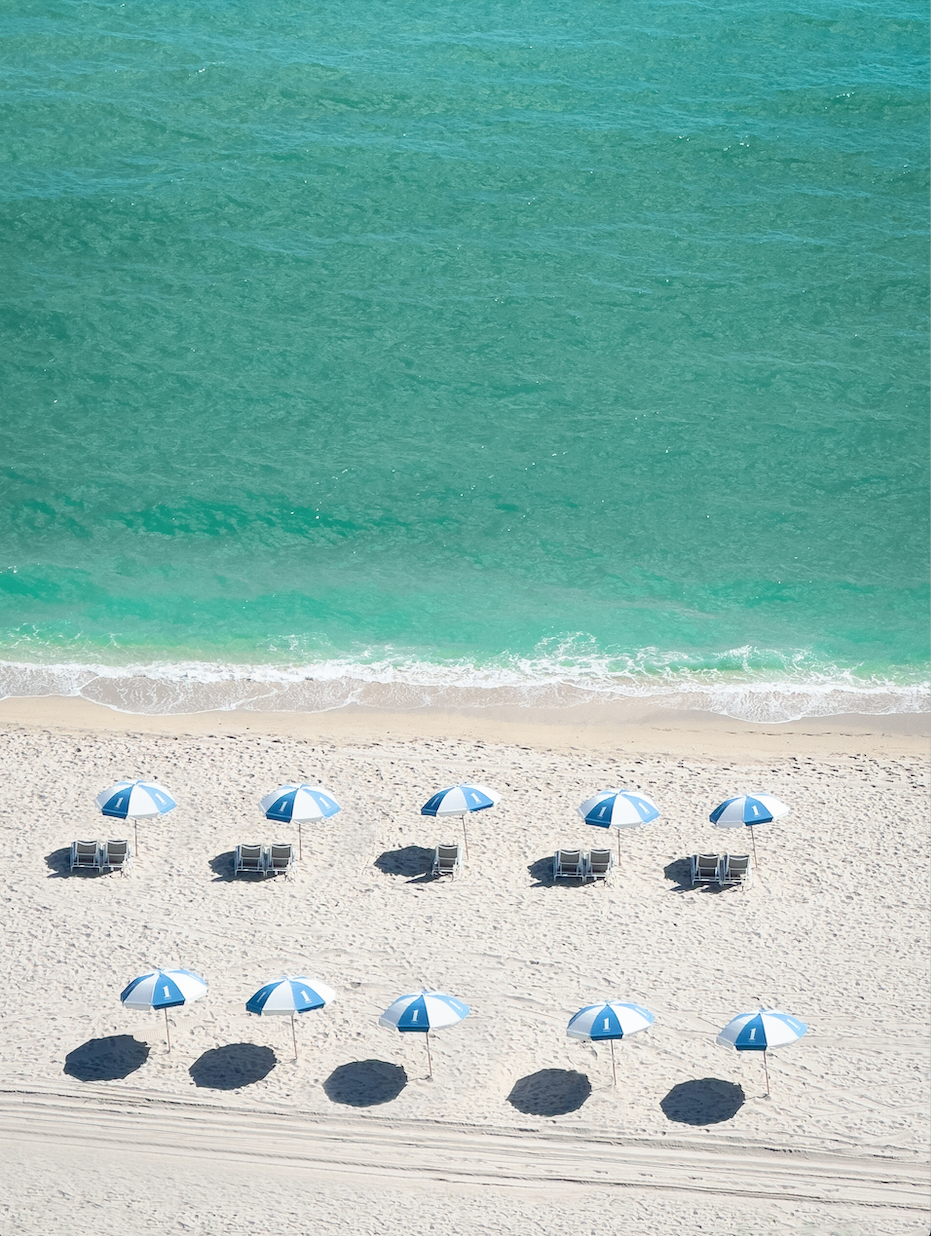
[432,842,462,878]
[70,840,102,872]
[584,848,614,882]
[719,853,752,888]
[266,842,296,879]
[690,853,722,886]
[234,843,266,876]
[99,838,132,874]
[553,849,586,881]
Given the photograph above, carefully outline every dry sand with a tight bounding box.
[0,701,927,1234]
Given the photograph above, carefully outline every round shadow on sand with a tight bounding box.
[660,1078,745,1125]
[64,1035,150,1082]
[189,1043,277,1090]
[507,1069,592,1117]
[324,1060,408,1107]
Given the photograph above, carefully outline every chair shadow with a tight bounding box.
[373,845,435,882]
[189,1043,277,1090]
[527,856,555,887]
[46,847,95,878]
[507,1068,592,1116]
[660,1078,746,1124]
[663,858,730,895]
[64,1035,149,1081]
[323,1059,408,1107]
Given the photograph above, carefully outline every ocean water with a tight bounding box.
[1,0,928,721]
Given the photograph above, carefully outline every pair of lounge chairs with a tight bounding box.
[690,853,752,888]
[553,848,614,882]
[70,839,132,874]
[234,843,295,878]
[432,843,462,878]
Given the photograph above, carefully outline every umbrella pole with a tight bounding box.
[425,1032,433,1079]
[134,819,139,854]
[462,814,470,860]
[762,1050,770,1097]
[610,1039,617,1087]
[164,1008,171,1053]
[298,820,303,861]
[750,827,759,870]
[291,1013,298,1060]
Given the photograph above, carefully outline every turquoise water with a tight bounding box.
[1,0,928,719]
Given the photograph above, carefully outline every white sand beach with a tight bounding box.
[0,701,927,1234]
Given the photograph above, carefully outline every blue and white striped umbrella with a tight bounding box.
[95,780,176,851]
[578,790,660,830]
[710,794,790,828]
[421,785,499,859]
[246,975,336,1059]
[120,968,207,1051]
[566,1001,654,1085]
[421,785,499,816]
[259,783,341,858]
[96,781,177,820]
[379,990,470,1077]
[716,1008,807,1095]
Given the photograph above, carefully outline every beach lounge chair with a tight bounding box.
[432,843,461,878]
[70,840,101,872]
[234,843,265,875]
[720,854,752,888]
[99,839,132,874]
[553,849,585,881]
[585,848,614,882]
[690,853,721,886]
[266,843,295,878]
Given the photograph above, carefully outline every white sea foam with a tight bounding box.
[0,644,926,724]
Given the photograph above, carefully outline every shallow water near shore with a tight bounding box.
[2,0,928,719]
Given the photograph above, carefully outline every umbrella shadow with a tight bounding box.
[664,858,730,895]
[323,1059,408,1107]
[527,856,556,887]
[64,1035,150,1081]
[373,845,435,882]
[507,1069,592,1116]
[189,1043,277,1090]
[660,1078,746,1124]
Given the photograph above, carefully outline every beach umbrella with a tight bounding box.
[95,780,177,851]
[566,1001,654,1086]
[259,783,340,859]
[716,1008,807,1097]
[120,968,207,1052]
[577,789,660,863]
[420,784,499,858]
[246,975,336,1060]
[710,794,790,865]
[379,990,470,1078]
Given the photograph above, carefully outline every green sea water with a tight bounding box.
[1,0,928,719]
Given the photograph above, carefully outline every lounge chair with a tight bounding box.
[585,848,614,882]
[432,843,461,878]
[234,843,265,875]
[690,853,721,886]
[553,849,585,881]
[70,840,101,872]
[99,839,132,874]
[266,843,295,878]
[720,854,752,887]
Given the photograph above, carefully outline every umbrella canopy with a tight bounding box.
[120,968,207,1052]
[260,784,341,823]
[120,968,207,1010]
[95,780,176,819]
[566,1001,654,1041]
[379,990,470,1032]
[716,1007,807,1096]
[710,794,790,828]
[420,785,499,816]
[247,974,336,1059]
[578,790,660,830]
[246,975,336,1016]
[716,1008,807,1051]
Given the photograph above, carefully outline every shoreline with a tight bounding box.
[0,693,926,760]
